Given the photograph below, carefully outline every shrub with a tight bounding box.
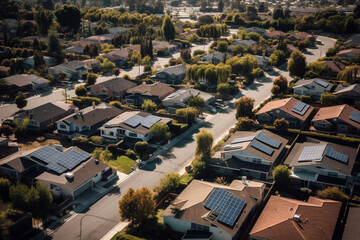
[300,95,311,103]
[72,136,89,146]
[274,118,289,131]
[157,47,168,56]
[107,144,119,154]
[125,149,137,159]
[235,117,256,131]
[252,67,264,77]
[110,101,122,109]
[90,136,104,145]
[317,186,349,202]
[122,74,131,80]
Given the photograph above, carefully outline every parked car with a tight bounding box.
[207,105,217,114]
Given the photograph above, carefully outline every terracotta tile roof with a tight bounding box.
[256,97,314,122]
[264,30,288,39]
[126,82,175,99]
[250,196,341,240]
[342,207,360,240]
[288,32,315,41]
[321,61,345,73]
[312,104,360,130]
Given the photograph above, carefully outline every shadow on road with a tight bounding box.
[142,157,163,171]
[303,50,314,55]
[257,76,273,83]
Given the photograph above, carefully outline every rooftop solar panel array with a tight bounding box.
[298,145,326,162]
[292,102,310,116]
[30,146,91,174]
[255,132,282,149]
[204,188,246,227]
[325,146,349,164]
[251,140,274,156]
[231,136,255,144]
[124,115,162,129]
[349,110,360,124]
[314,79,329,88]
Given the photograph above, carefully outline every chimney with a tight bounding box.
[293,214,301,222]
[242,176,247,184]
[75,108,79,115]
[92,101,96,109]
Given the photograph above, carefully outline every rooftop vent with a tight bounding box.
[65,172,74,182]
[95,159,99,165]
[293,213,301,222]
[54,144,63,152]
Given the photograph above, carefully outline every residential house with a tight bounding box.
[85,34,113,43]
[263,30,288,39]
[256,98,315,128]
[253,54,271,71]
[3,74,50,96]
[162,179,265,240]
[68,41,97,50]
[201,52,233,65]
[102,45,140,68]
[0,137,18,159]
[333,83,360,101]
[55,103,123,139]
[10,102,74,132]
[293,78,334,100]
[108,27,128,35]
[209,130,288,181]
[153,40,177,54]
[287,32,316,45]
[125,82,175,106]
[179,29,198,39]
[82,59,100,71]
[321,61,345,77]
[24,56,56,69]
[311,104,360,136]
[245,27,266,34]
[345,33,360,46]
[230,39,256,48]
[64,46,83,54]
[249,196,341,240]
[49,61,87,80]
[336,48,360,60]
[100,111,172,142]
[284,139,358,192]
[342,207,360,240]
[151,65,187,85]
[163,88,215,113]
[89,77,137,101]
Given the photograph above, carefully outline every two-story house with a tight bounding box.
[151,65,187,85]
[11,102,74,132]
[55,103,123,139]
[256,98,315,128]
[162,179,265,240]
[89,78,137,101]
[293,78,334,100]
[209,130,288,181]
[311,104,360,136]
[49,61,87,80]
[284,139,359,193]
[125,82,175,106]
[99,111,172,142]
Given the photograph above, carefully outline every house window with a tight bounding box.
[253,158,261,164]
[103,130,113,136]
[191,223,209,232]
[50,184,56,189]
[328,172,338,177]
[129,132,137,137]
[339,125,348,131]
[59,123,67,129]
[127,99,134,105]
[117,129,125,135]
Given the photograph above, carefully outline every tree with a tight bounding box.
[269,50,286,67]
[320,92,342,106]
[113,67,120,78]
[48,30,63,63]
[337,65,360,84]
[15,92,27,109]
[317,186,349,202]
[101,59,116,73]
[134,141,149,159]
[55,5,81,36]
[110,101,122,109]
[162,15,175,41]
[271,75,288,95]
[192,156,207,177]
[35,8,53,36]
[0,211,11,240]
[274,118,289,131]
[75,85,87,96]
[0,125,13,137]
[273,7,284,20]
[234,96,255,119]
[119,187,155,225]
[100,149,113,162]
[235,117,256,131]
[34,50,45,68]
[181,49,191,62]
[187,96,205,112]
[176,107,197,124]
[272,165,291,188]
[85,73,98,86]
[217,83,231,100]
[0,178,10,201]
[288,50,306,77]
[258,2,268,12]
[195,128,213,157]
[141,99,156,112]
[218,0,224,12]
[35,182,53,220]
[13,118,29,138]
[9,58,24,75]
[150,122,171,144]
[217,41,228,53]
[159,172,180,194]
[246,5,257,19]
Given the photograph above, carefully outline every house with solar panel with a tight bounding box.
[161,179,265,240]
[256,98,315,128]
[55,103,123,139]
[311,104,360,136]
[209,130,288,181]
[99,111,172,142]
[293,79,334,100]
[0,144,115,199]
[284,139,358,193]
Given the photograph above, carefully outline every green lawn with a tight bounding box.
[106,155,136,174]
[180,173,194,185]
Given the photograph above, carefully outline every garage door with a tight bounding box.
[74,180,92,198]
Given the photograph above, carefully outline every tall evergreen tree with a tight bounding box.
[162,15,175,41]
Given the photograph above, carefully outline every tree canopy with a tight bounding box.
[234,96,255,119]
[288,50,306,77]
[162,15,175,41]
[158,172,181,194]
[272,165,291,188]
[55,5,81,36]
[15,92,27,109]
[150,122,171,144]
[141,99,157,112]
[195,128,213,157]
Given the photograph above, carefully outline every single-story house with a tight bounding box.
[151,65,187,85]
[333,83,360,100]
[287,32,316,45]
[342,207,360,240]
[253,54,271,71]
[293,78,334,100]
[49,61,87,80]
[82,59,100,71]
[0,137,18,159]
[100,111,172,142]
[162,179,265,240]
[336,48,360,60]
[103,49,129,67]
[210,130,288,181]
[10,102,74,132]
[108,27,128,35]
[55,103,123,139]
[85,34,113,43]
[245,27,266,34]
[153,40,177,54]
[263,30,288,39]
[163,88,215,113]
[345,33,360,46]
[201,52,232,65]
[3,74,50,96]
[321,61,345,77]
[250,196,341,240]
[311,104,360,136]
[24,56,56,69]
[284,139,358,192]
[89,77,137,101]
[231,39,256,48]
[256,97,315,128]
[125,82,175,106]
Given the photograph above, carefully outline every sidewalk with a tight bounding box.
[100,221,129,240]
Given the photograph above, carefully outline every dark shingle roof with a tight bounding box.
[92,78,137,93]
